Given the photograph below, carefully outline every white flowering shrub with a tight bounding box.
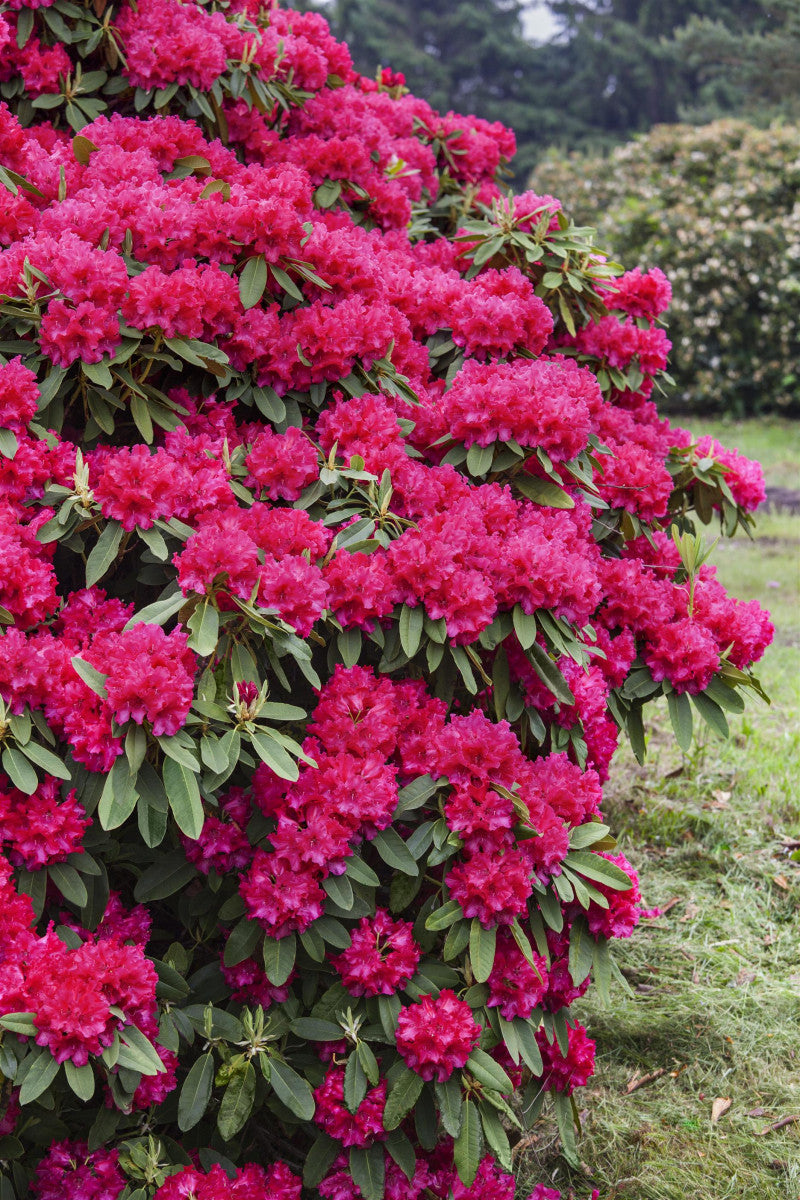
[533,120,800,415]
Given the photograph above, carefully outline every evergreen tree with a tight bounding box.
[672,0,800,122]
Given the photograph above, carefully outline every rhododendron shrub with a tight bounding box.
[0,1,772,1197]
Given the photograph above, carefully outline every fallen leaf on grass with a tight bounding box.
[734,968,756,986]
[660,896,682,915]
[747,1107,767,1117]
[755,1115,799,1136]
[624,1067,669,1094]
[711,1097,732,1123]
[679,903,700,923]
[773,874,791,891]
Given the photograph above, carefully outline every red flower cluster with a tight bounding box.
[395,989,481,1081]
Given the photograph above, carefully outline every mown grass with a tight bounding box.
[518,419,800,1200]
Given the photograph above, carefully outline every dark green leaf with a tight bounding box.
[134,852,197,902]
[64,1060,95,1102]
[70,656,108,699]
[269,1058,315,1121]
[373,828,418,876]
[453,1098,482,1187]
[469,919,496,984]
[690,691,730,739]
[466,1048,512,1094]
[343,1051,367,1114]
[85,520,123,587]
[395,774,439,816]
[178,1053,214,1131]
[19,1052,60,1105]
[350,1143,385,1200]
[667,690,693,752]
[514,475,575,508]
[383,1067,424,1130]
[303,1134,340,1188]
[263,934,296,986]
[398,604,424,658]
[434,1074,463,1137]
[565,850,634,891]
[238,255,268,309]
[217,1062,256,1139]
[163,757,204,840]
[527,642,575,705]
[567,914,594,986]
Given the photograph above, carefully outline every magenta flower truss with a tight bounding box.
[0,1,773,1197]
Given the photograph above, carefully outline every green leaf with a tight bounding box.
[238,255,268,309]
[395,774,439,816]
[187,602,220,657]
[514,474,575,508]
[2,746,37,794]
[134,851,197,902]
[124,589,186,630]
[323,873,354,911]
[527,642,575,705]
[85,520,123,587]
[0,1012,36,1036]
[98,759,138,830]
[248,730,299,782]
[690,691,730,739]
[269,1058,315,1121]
[592,936,613,1006]
[453,1098,482,1187]
[70,656,108,699]
[47,863,88,908]
[263,933,296,986]
[465,441,494,477]
[119,1025,167,1076]
[178,1053,214,1131]
[383,1067,424,1130]
[372,828,418,876]
[343,1051,367,1114]
[435,1074,463,1137]
[553,1090,580,1167]
[469,919,496,984]
[567,913,594,986]
[466,1048,512,1095]
[564,850,634,891]
[425,899,463,931]
[343,855,380,888]
[157,734,200,771]
[398,604,424,658]
[350,1143,385,1200]
[223,917,262,967]
[19,1052,60,1105]
[163,756,204,840]
[64,1060,95,1101]
[17,739,70,780]
[569,821,611,850]
[667,690,693,752]
[0,429,18,460]
[217,1062,256,1139]
[513,1017,544,1074]
[384,1129,416,1182]
[480,1101,512,1171]
[290,1018,344,1042]
[512,606,538,650]
[303,1133,340,1188]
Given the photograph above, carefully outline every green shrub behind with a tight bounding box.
[533,120,800,416]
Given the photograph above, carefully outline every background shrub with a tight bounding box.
[533,120,800,416]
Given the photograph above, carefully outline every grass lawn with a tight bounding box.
[518,418,800,1200]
